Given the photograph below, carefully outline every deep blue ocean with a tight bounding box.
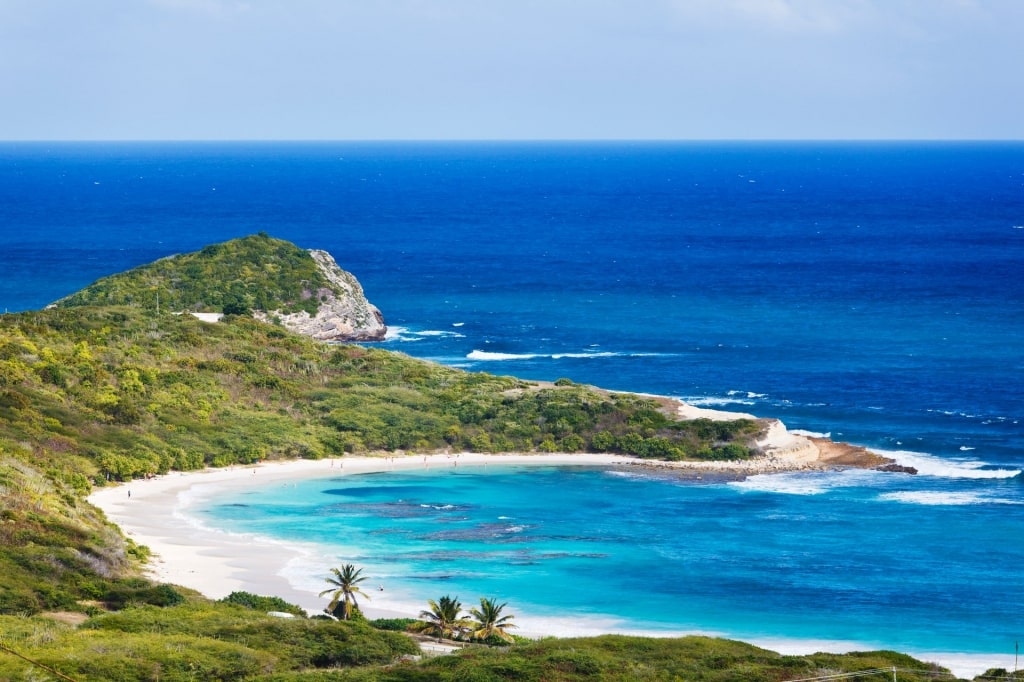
[2,142,1023,662]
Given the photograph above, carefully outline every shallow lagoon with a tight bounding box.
[199,460,1024,658]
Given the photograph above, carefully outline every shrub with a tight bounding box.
[369,617,419,632]
[103,581,185,609]
[219,591,306,617]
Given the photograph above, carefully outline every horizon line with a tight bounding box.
[3,138,1023,145]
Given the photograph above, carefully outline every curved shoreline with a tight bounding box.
[87,454,628,612]
[86,416,871,605]
[87,450,1010,678]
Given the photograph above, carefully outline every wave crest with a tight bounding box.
[878,491,1023,506]
[874,449,1022,480]
[466,349,672,362]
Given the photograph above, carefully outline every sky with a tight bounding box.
[1,0,1022,140]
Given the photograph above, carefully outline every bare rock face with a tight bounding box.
[253,250,387,342]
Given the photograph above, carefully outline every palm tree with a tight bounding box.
[468,597,517,643]
[411,595,470,641]
[318,564,370,620]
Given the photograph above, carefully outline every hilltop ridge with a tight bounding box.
[53,232,386,342]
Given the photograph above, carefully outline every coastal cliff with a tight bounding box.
[252,248,386,342]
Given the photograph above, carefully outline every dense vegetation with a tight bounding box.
[0,600,419,681]
[0,302,762,492]
[336,637,950,682]
[1,614,964,682]
[53,232,333,316]
[0,237,975,680]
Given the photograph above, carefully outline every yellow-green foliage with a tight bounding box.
[0,604,419,682]
[0,453,132,615]
[239,636,956,682]
[54,232,331,316]
[1,301,760,491]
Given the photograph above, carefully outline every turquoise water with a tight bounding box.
[198,460,1023,656]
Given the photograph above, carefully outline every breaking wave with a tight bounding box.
[875,449,1021,480]
[878,491,1023,506]
[466,349,671,362]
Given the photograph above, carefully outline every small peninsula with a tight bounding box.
[53,232,387,342]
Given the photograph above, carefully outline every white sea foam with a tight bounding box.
[732,475,832,495]
[791,429,831,439]
[727,390,766,399]
[467,350,541,361]
[731,469,882,496]
[386,326,466,341]
[605,469,655,482]
[874,449,1022,479]
[551,351,618,359]
[878,491,1022,506]
[686,395,756,407]
[415,329,466,338]
[467,349,668,361]
[383,325,417,341]
[926,407,1010,422]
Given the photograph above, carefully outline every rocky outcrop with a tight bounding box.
[253,249,387,342]
[668,399,906,476]
[874,463,918,475]
[756,420,820,466]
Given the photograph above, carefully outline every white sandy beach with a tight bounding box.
[86,439,1006,678]
[87,452,628,619]
[86,415,822,613]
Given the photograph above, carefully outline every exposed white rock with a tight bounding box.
[674,401,821,470]
[755,419,819,465]
[253,249,387,342]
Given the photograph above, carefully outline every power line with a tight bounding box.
[0,641,81,682]
[785,668,898,682]
[785,667,968,682]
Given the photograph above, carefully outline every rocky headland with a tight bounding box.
[253,249,387,341]
[622,399,910,479]
[52,233,388,342]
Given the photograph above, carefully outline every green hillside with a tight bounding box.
[54,232,331,316]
